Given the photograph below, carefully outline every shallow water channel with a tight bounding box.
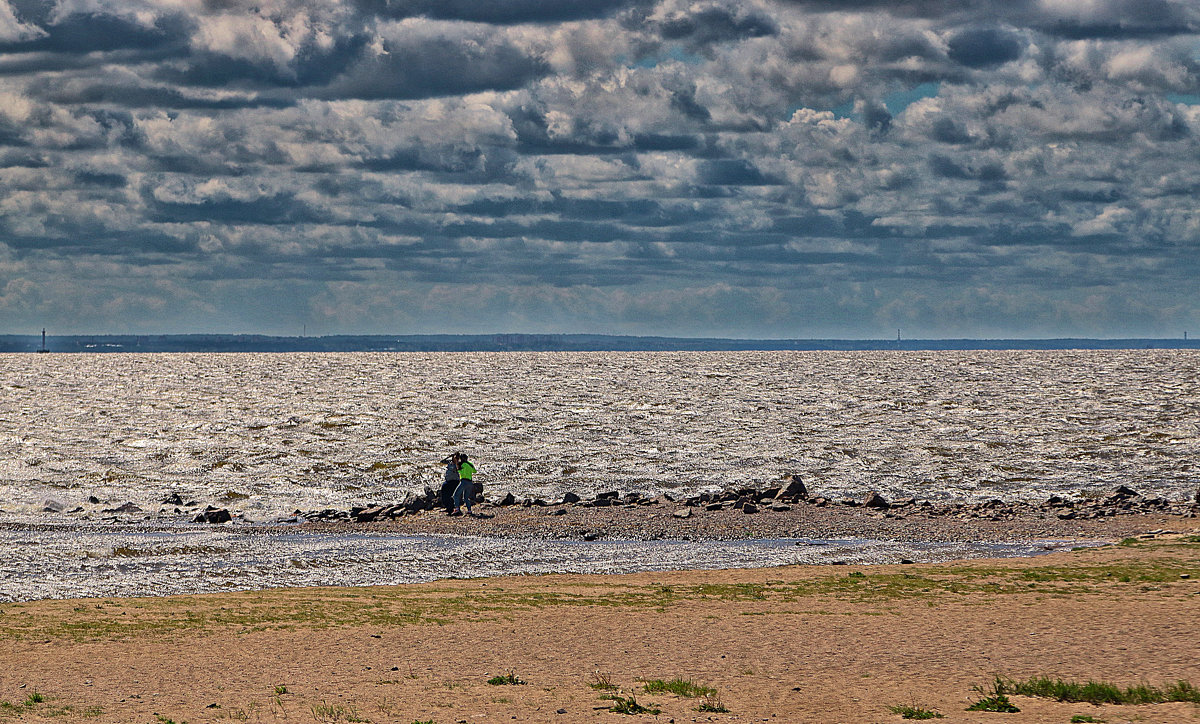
[0,523,1086,602]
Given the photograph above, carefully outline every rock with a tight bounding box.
[672,508,692,519]
[742,503,758,514]
[496,492,517,506]
[596,491,619,501]
[705,502,724,511]
[582,531,598,541]
[1193,485,1199,505]
[162,492,184,506]
[862,492,890,509]
[352,505,386,523]
[768,503,791,512]
[103,502,143,514]
[549,508,567,516]
[776,475,807,501]
[87,495,100,504]
[42,500,66,513]
[194,507,232,524]
[1111,485,1140,498]
[562,491,581,504]
[592,497,613,507]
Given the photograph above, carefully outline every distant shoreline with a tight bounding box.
[2,332,1198,353]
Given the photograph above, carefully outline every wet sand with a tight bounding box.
[1,523,1198,723]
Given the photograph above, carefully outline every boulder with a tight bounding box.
[496,492,517,506]
[862,492,890,509]
[1111,485,1140,498]
[776,475,807,501]
[352,506,386,523]
[162,492,185,506]
[595,491,619,501]
[562,491,582,504]
[742,503,758,514]
[672,508,692,519]
[43,499,66,513]
[194,507,232,524]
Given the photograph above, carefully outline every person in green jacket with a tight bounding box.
[452,453,477,516]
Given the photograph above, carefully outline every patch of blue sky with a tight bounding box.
[1166,94,1200,106]
[627,44,705,69]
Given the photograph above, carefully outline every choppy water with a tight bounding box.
[2,350,1196,519]
[0,350,1195,600]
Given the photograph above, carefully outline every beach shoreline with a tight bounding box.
[1,529,1197,723]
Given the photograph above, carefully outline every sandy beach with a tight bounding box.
[2,518,1198,724]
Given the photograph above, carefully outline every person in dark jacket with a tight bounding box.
[440,453,459,514]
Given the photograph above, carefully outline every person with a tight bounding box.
[440,453,459,515]
[452,452,477,516]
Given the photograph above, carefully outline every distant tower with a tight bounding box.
[897,328,901,342]
[37,328,49,354]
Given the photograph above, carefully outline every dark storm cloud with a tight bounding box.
[0,11,191,55]
[658,6,778,47]
[321,31,550,100]
[352,0,642,24]
[947,28,1024,68]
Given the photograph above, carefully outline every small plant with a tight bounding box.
[411,720,435,724]
[588,671,619,691]
[274,685,288,695]
[310,700,368,722]
[487,672,525,686]
[698,694,729,713]
[966,693,1020,712]
[155,716,186,724]
[848,571,866,578]
[641,678,716,698]
[25,693,46,705]
[888,703,944,719]
[608,695,660,715]
[1117,538,1141,547]
[1070,716,1104,723]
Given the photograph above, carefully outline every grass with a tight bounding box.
[698,694,729,713]
[965,693,1020,713]
[641,677,716,698]
[991,676,1200,705]
[310,701,368,723]
[888,703,944,719]
[607,695,660,715]
[1070,716,1104,723]
[0,692,49,716]
[487,672,525,686]
[588,671,619,691]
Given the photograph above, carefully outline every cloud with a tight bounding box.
[0,0,1198,336]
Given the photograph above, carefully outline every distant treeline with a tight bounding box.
[2,333,1198,353]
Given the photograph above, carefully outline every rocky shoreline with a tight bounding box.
[27,476,1199,544]
[275,476,1200,543]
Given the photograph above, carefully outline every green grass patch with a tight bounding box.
[641,678,716,698]
[992,676,1200,705]
[698,694,729,713]
[1070,716,1104,723]
[588,672,619,691]
[607,695,660,715]
[888,703,944,719]
[966,693,1020,712]
[487,672,525,686]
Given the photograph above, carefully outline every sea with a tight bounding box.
[1,350,1195,601]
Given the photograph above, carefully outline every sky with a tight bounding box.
[1,0,1198,338]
